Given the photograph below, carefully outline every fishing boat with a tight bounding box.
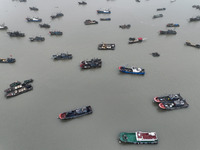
[153,94,183,103]
[51,13,64,19]
[29,36,45,42]
[58,106,92,120]
[118,131,158,144]
[0,24,8,30]
[119,66,145,75]
[98,43,115,50]
[52,53,72,60]
[128,37,144,44]
[119,24,131,29]
[166,23,180,27]
[153,14,163,19]
[10,81,21,87]
[159,99,189,110]
[151,52,160,57]
[22,79,34,86]
[4,84,23,93]
[185,41,200,48]
[29,7,39,11]
[26,17,42,22]
[159,30,177,35]
[189,16,200,22]
[39,24,50,28]
[100,18,111,21]
[80,58,102,69]
[49,31,63,36]
[84,20,98,25]
[7,31,25,37]
[0,58,15,63]
[157,8,166,11]
[78,1,87,5]
[97,9,111,14]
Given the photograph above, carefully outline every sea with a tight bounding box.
[0,0,200,150]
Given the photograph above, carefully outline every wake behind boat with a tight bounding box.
[58,106,92,120]
[119,66,145,75]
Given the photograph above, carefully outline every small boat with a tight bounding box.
[29,7,39,11]
[0,58,15,63]
[39,23,50,28]
[128,37,144,44]
[51,13,64,19]
[170,0,176,2]
[159,99,189,110]
[119,66,145,75]
[5,84,33,98]
[0,24,8,30]
[151,52,160,57]
[135,0,140,2]
[192,5,200,9]
[153,94,183,103]
[22,79,34,86]
[78,1,87,5]
[97,9,111,14]
[157,8,166,11]
[119,24,131,29]
[153,14,163,19]
[159,30,176,35]
[189,16,200,22]
[26,17,42,22]
[80,58,102,69]
[166,23,180,27]
[98,43,115,50]
[10,81,21,87]
[100,18,111,21]
[58,106,92,120]
[49,31,63,36]
[185,41,200,48]
[118,131,158,144]
[52,53,72,60]
[19,0,26,2]
[4,84,23,93]
[29,36,45,42]
[7,31,25,37]
[84,20,98,25]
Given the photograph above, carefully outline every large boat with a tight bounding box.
[26,17,42,22]
[52,53,72,60]
[119,66,145,75]
[51,13,64,19]
[159,99,189,110]
[185,41,200,48]
[119,24,131,29]
[80,58,102,69]
[128,37,144,44]
[84,20,98,25]
[58,106,92,120]
[153,14,163,19]
[0,24,8,30]
[118,131,158,144]
[97,9,111,14]
[39,23,50,28]
[189,16,200,22]
[29,7,39,11]
[7,31,25,37]
[5,84,33,98]
[159,30,177,35]
[100,18,111,21]
[29,36,45,42]
[153,94,183,103]
[10,81,21,87]
[0,58,16,63]
[78,1,87,5]
[157,8,166,11]
[49,31,63,36]
[98,43,115,50]
[166,23,180,27]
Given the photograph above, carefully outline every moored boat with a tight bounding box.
[128,37,144,44]
[22,79,34,86]
[7,31,25,37]
[80,58,102,69]
[118,131,158,144]
[29,7,39,11]
[119,66,145,75]
[153,14,163,19]
[29,36,45,42]
[4,84,23,93]
[52,53,72,60]
[10,81,21,87]
[0,58,16,63]
[166,23,180,27]
[58,106,92,120]
[97,9,111,14]
[119,24,131,29]
[49,31,63,35]
[98,43,115,50]
[84,20,98,25]
[159,30,177,35]
[5,84,33,98]
[39,24,50,28]
[153,94,182,103]
[0,24,8,30]
[159,99,189,110]
[51,13,64,19]
[26,17,42,22]
[185,41,200,48]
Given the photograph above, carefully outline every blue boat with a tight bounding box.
[49,31,63,36]
[119,66,145,75]
[166,23,180,27]
[97,9,111,14]
[0,58,15,63]
[100,18,111,21]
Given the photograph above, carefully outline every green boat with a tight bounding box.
[118,131,158,144]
